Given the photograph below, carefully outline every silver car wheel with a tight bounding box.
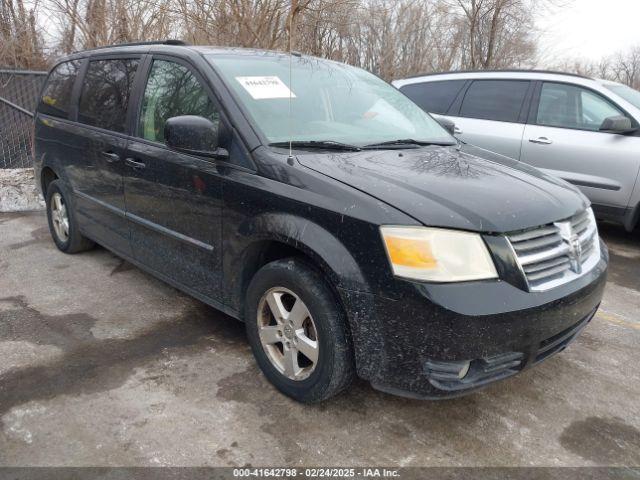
[257,287,319,381]
[51,192,69,243]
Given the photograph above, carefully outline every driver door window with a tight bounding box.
[536,82,625,131]
[139,60,219,143]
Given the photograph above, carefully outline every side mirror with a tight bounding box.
[599,115,637,134]
[436,117,456,136]
[164,115,229,159]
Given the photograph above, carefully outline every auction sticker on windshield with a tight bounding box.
[236,76,296,99]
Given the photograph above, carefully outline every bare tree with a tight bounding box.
[46,0,179,54]
[448,0,537,70]
[173,0,289,49]
[611,46,640,89]
[2,0,545,78]
[0,0,46,68]
[550,44,640,90]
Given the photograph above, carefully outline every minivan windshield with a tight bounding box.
[603,83,640,110]
[207,54,454,147]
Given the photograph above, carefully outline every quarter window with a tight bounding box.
[39,60,80,118]
[78,59,139,133]
[139,60,218,143]
[459,80,529,123]
[400,80,466,115]
[537,82,626,131]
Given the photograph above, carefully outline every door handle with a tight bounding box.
[529,137,552,145]
[454,126,462,135]
[101,151,120,163]
[125,158,146,169]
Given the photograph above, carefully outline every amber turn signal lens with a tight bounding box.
[383,236,437,269]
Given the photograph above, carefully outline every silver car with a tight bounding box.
[393,71,640,232]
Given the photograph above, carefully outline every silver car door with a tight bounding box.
[520,81,640,210]
[446,115,526,160]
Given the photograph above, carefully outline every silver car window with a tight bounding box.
[537,82,624,131]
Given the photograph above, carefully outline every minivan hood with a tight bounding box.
[297,146,588,233]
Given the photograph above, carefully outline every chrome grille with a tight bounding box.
[506,208,600,292]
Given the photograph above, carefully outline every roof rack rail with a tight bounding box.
[402,69,590,80]
[81,39,189,52]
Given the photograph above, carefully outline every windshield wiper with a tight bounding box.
[363,139,456,149]
[269,140,361,151]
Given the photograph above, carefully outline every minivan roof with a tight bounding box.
[79,39,189,52]
[60,41,309,62]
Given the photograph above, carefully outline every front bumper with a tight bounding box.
[340,241,608,399]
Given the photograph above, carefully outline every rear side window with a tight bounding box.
[459,80,529,123]
[39,60,80,118]
[78,58,139,133]
[139,60,219,143]
[400,80,466,114]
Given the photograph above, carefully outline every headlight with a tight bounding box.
[380,226,498,282]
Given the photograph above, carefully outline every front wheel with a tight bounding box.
[245,258,355,403]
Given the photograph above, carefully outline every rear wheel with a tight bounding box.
[245,258,355,403]
[46,179,94,253]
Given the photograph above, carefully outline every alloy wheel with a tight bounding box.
[50,192,69,242]
[257,287,319,381]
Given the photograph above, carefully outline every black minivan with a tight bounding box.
[34,41,608,402]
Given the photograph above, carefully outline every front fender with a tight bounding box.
[228,212,370,303]
[226,212,383,380]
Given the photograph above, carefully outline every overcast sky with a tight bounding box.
[536,0,640,64]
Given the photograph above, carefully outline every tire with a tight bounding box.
[245,258,355,403]
[45,179,95,254]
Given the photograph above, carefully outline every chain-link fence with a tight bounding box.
[0,70,47,169]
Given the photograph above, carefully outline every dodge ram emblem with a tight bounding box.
[554,221,583,274]
[568,233,583,273]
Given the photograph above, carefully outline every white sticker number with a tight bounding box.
[235,76,296,100]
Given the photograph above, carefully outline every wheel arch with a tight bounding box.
[40,166,59,197]
[228,213,370,320]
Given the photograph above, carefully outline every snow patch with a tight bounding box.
[0,168,45,212]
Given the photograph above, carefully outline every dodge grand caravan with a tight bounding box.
[34,41,608,402]
[394,70,640,232]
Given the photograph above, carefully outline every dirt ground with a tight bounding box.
[1,211,639,467]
